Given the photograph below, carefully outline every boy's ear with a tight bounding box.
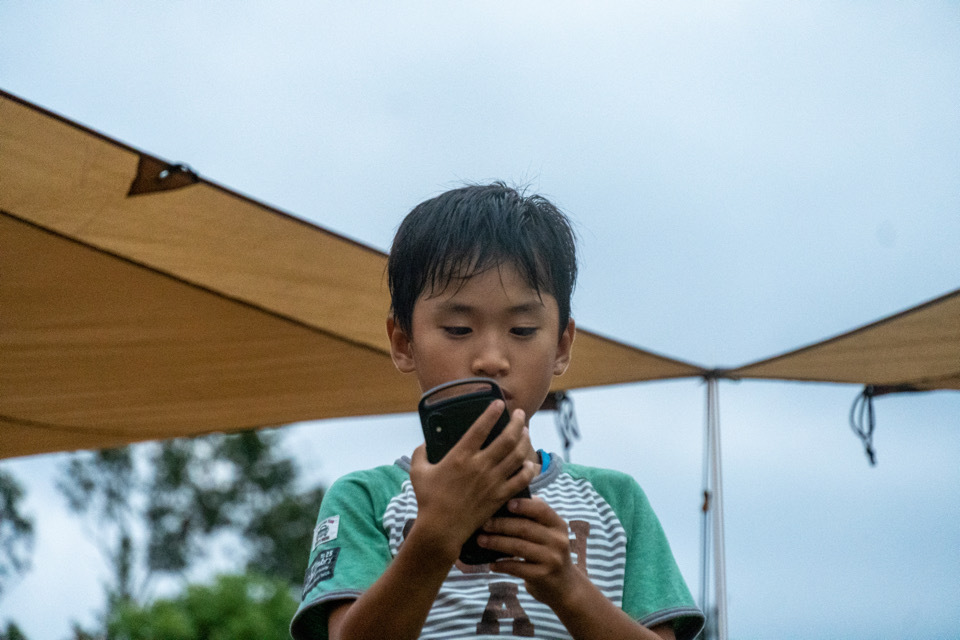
[553,319,576,376]
[386,315,417,373]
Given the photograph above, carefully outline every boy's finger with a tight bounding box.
[497,458,536,499]
[454,399,507,452]
[410,443,428,465]
[486,412,533,479]
[490,425,532,479]
[503,497,564,527]
[479,408,526,462]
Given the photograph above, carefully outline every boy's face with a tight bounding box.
[387,262,575,424]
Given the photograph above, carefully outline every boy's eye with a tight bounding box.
[510,327,538,337]
[443,326,471,336]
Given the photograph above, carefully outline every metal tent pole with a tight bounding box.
[699,381,712,623]
[700,376,728,640]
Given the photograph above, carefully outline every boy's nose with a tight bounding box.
[471,340,509,378]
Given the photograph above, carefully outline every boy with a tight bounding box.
[291,183,704,640]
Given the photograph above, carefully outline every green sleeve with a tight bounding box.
[581,466,704,640]
[290,465,405,640]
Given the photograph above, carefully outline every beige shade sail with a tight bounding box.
[725,287,960,391]
[0,90,707,460]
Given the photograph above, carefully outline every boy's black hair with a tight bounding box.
[388,182,577,338]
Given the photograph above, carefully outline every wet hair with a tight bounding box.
[388,182,577,338]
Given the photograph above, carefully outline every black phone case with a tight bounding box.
[418,378,532,565]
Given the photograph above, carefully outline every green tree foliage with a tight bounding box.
[244,485,326,586]
[57,429,324,633]
[0,621,29,640]
[58,448,138,606]
[0,469,34,601]
[107,572,297,640]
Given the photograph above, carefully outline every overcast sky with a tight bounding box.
[1,3,958,639]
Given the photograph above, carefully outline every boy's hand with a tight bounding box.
[476,497,583,608]
[478,499,680,640]
[408,401,536,561]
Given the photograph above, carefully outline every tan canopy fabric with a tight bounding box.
[725,287,960,391]
[0,90,706,460]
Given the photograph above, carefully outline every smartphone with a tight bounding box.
[418,377,532,565]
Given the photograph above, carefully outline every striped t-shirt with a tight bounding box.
[291,454,703,640]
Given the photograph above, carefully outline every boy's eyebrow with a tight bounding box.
[437,300,546,315]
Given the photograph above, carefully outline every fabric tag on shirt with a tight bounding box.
[302,547,340,598]
[311,515,340,550]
